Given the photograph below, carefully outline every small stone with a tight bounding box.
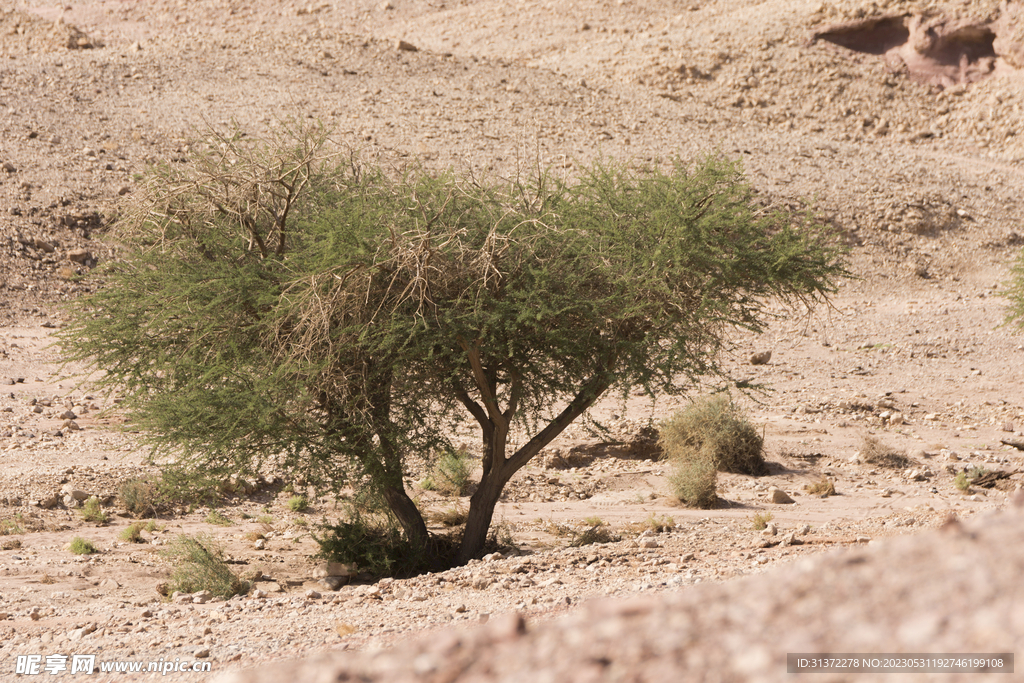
[679,552,695,561]
[856,536,871,543]
[313,561,354,578]
[254,539,266,550]
[60,409,77,420]
[395,39,418,52]
[62,420,80,431]
[252,589,267,599]
[29,608,41,621]
[761,523,777,536]
[770,488,795,504]
[640,538,661,549]
[750,350,772,365]
[1,161,15,173]
[304,589,321,600]
[194,648,210,659]
[192,590,212,604]
[454,604,467,613]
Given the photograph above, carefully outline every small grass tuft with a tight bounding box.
[642,514,675,533]
[859,435,911,469]
[80,496,108,524]
[162,534,249,598]
[69,537,97,555]
[751,511,774,531]
[583,515,605,527]
[287,495,308,513]
[954,471,971,492]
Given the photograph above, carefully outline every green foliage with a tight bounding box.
[429,447,474,497]
[118,477,165,518]
[583,515,605,527]
[256,514,274,525]
[69,537,97,555]
[751,511,774,530]
[287,495,309,512]
[61,122,846,572]
[859,435,910,469]
[80,496,108,524]
[120,522,147,543]
[205,510,233,526]
[954,471,971,492]
[660,395,767,476]
[162,535,250,598]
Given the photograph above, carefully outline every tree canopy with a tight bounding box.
[61,124,848,571]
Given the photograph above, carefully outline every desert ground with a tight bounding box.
[1,0,1024,680]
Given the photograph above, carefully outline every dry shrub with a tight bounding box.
[570,524,620,547]
[806,476,837,496]
[162,534,249,598]
[668,451,719,509]
[859,435,911,469]
[430,504,468,527]
[660,395,766,476]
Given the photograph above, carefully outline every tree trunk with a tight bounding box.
[383,484,429,555]
[457,467,510,565]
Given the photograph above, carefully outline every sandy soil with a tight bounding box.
[1,0,1024,680]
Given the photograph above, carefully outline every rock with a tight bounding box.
[59,409,77,420]
[395,39,418,52]
[1,161,15,173]
[750,350,772,365]
[254,539,266,550]
[61,488,91,503]
[305,590,322,600]
[28,607,41,621]
[761,523,778,536]
[483,552,504,562]
[471,576,492,590]
[770,488,795,504]
[194,648,210,659]
[889,412,904,425]
[62,419,80,431]
[192,590,213,604]
[252,589,267,599]
[640,539,662,549]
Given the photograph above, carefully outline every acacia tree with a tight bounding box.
[62,124,846,571]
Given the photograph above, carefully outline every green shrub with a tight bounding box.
[162,535,249,598]
[668,451,719,508]
[751,511,774,530]
[583,516,605,527]
[69,537,97,555]
[429,447,474,497]
[80,496,108,524]
[118,477,164,518]
[287,495,308,513]
[954,471,971,492]
[256,514,273,525]
[660,395,767,476]
[314,510,454,578]
[120,522,147,543]
[859,435,911,469]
